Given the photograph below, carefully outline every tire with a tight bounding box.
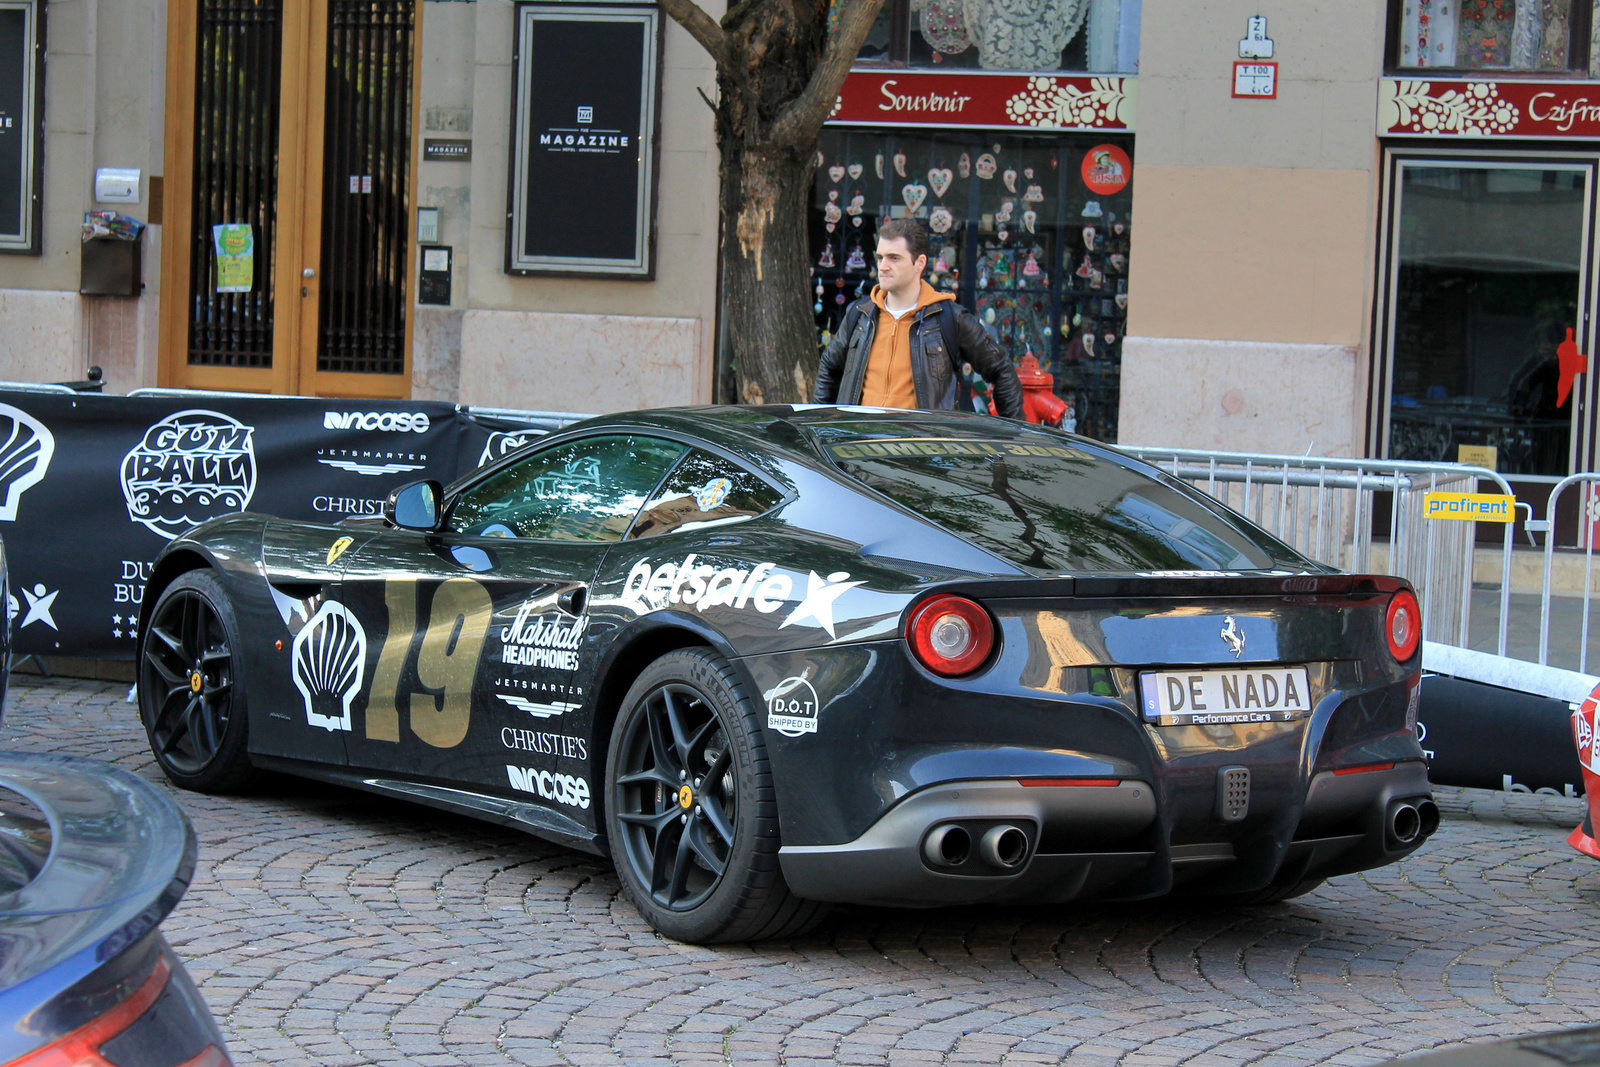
[137,570,257,793]
[605,648,828,944]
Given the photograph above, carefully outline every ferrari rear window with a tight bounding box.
[818,425,1302,574]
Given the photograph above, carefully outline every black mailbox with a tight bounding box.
[80,233,143,296]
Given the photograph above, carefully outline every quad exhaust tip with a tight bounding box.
[923,824,971,867]
[1387,798,1439,846]
[979,825,1029,869]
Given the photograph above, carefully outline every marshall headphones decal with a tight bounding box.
[121,409,258,539]
[0,390,557,660]
[0,403,53,521]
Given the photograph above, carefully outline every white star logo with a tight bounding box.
[779,570,864,638]
[20,584,58,630]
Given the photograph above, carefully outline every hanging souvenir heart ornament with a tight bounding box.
[959,152,971,178]
[902,183,928,213]
[928,168,953,199]
[997,227,1009,242]
[847,163,863,180]
[1023,209,1037,233]
[1113,220,1126,235]
[1115,293,1129,310]
[1024,167,1035,180]
[929,206,954,233]
[1104,331,1117,347]
[1003,168,1018,193]
[828,165,844,184]
[828,190,839,202]
[1083,333,1096,357]
[997,199,1014,222]
[976,154,997,179]
[1082,226,1097,250]
[893,151,907,177]
[826,223,836,233]
[875,154,884,179]
[852,217,862,226]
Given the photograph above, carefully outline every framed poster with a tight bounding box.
[0,0,43,254]
[506,4,661,278]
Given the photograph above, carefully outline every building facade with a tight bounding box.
[0,0,1597,497]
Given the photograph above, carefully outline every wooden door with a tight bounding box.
[158,0,422,398]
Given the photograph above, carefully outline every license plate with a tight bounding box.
[1138,667,1312,726]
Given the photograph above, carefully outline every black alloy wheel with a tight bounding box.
[138,570,256,793]
[606,648,826,943]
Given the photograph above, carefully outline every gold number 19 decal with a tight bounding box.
[367,577,492,748]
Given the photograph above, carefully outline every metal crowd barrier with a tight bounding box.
[1532,475,1600,671]
[1117,446,1517,656]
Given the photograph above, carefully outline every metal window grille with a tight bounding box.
[187,0,283,368]
[316,0,414,376]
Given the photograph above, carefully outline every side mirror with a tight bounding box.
[385,480,442,531]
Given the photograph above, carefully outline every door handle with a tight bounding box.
[557,585,588,616]
[302,267,315,278]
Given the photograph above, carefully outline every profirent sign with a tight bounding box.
[1423,492,1515,522]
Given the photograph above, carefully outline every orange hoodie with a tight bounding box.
[860,280,956,409]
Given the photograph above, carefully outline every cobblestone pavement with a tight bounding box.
[11,675,1600,1067]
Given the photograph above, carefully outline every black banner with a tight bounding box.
[0,391,561,659]
[506,3,659,277]
[0,1,42,252]
[1418,674,1585,796]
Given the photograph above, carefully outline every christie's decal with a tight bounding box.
[120,410,257,540]
[620,555,865,637]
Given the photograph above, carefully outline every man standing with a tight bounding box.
[815,219,1024,418]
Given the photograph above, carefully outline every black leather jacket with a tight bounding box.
[815,297,1025,418]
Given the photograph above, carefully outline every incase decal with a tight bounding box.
[506,765,591,808]
[292,600,367,732]
[765,675,820,737]
[322,410,431,433]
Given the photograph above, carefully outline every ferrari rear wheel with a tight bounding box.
[138,570,257,793]
[606,648,827,944]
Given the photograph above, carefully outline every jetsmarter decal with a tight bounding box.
[497,694,581,719]
[500,599,587,669]
[620,555,865,637]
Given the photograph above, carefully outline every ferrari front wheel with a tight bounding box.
[137,570,257,793]
[605,648,826,944]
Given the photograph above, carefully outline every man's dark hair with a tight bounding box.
[877,217,929,261]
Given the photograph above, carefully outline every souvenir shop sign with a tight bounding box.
[0,0,43,253]
[829,71,1136,133]
[507,4,660,277]
[1380,78,1600,138]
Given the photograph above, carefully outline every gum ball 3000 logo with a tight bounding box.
[120,410,257,540]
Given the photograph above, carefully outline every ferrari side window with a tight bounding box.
[627,450,783,540]
[448,435,687,542]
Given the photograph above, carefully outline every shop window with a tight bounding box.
[811,129,1133,442]
[838,0,1140,72]
[1384,161,1586,475]
[1390,0,1596,73]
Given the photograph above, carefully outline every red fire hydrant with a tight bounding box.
[991,352,1068,427]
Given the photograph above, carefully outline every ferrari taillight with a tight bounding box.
[1385,590,1421,662]
[907,595,995,676]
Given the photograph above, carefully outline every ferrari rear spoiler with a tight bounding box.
[929,573,1404,602]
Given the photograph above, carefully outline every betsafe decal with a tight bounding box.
[292,600,368,732]
[121,409,257,540]
[0,403,54,522]
[620,555,865,637]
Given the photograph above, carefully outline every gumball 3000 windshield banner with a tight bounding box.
[0,390,541,660]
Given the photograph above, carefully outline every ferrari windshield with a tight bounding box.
[816,423,1305,575]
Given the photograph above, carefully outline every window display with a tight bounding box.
[810,128,1133,442]
[1393,0,1595,72]
[838,0,1140,72]
[1385,162,1586,475]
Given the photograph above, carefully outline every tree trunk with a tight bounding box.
[720,142,817,406]
[656,0,884,405]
